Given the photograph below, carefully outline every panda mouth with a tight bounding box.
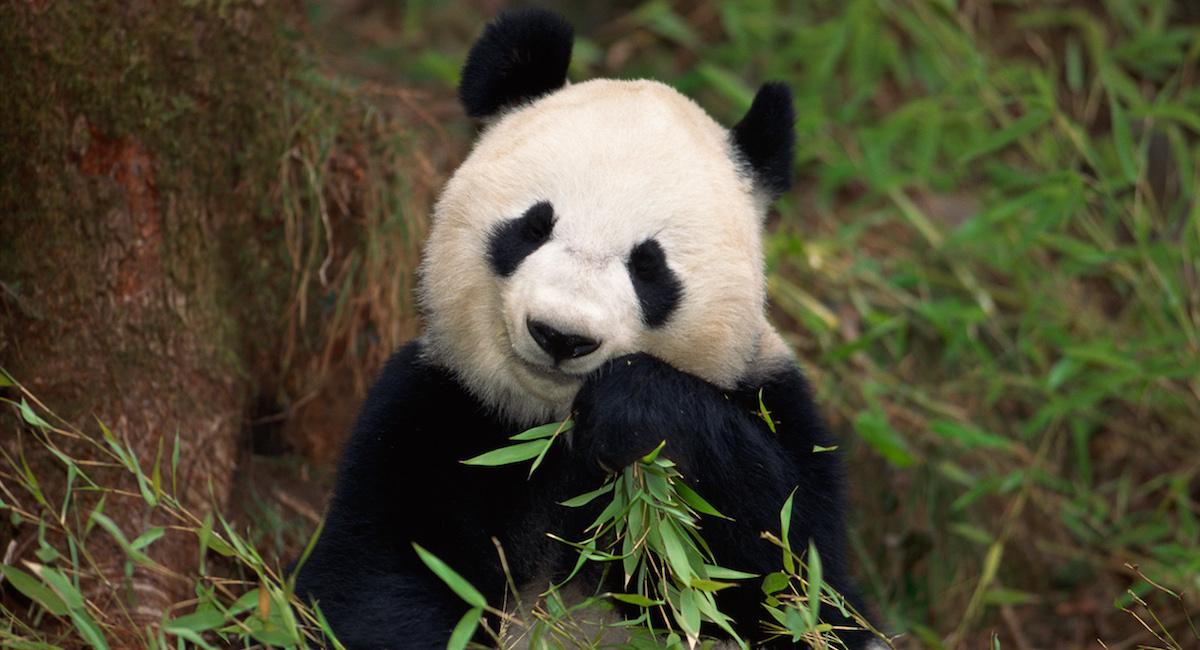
[515,355,580,385]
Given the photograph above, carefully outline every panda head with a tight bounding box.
[419,9,797,425]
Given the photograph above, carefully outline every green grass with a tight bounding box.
[0,377,341,649]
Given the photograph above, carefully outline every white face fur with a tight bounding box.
[419,79,791,426]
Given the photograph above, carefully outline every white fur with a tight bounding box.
[419,79,791,425]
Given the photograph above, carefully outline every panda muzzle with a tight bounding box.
[526,318,601,363]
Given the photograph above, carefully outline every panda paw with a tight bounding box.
[570,353,704,473]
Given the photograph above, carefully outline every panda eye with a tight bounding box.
[521,202,555,243]
[629,240,665,282]
[487,201,555,277]
[627,238,683,328]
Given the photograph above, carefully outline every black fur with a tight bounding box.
[731,82,796,199]
[293,342,585,648]
[487,201,556,277]
[294,341,875,648]
[627,238,683,328]
[458,8,574,119]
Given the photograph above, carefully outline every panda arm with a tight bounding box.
[570,353,872,644]
[294,341,516,648]
[570,353,851,565]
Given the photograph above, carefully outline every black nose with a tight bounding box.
[527,319,601,363]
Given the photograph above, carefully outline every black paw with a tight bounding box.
[570,353,702,473]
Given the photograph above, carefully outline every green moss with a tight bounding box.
[0,1,428,433]
[1,1,296,358]
[0,4,297,438]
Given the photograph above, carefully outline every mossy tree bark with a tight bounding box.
[0,1,430,630]
[0,1,295,624]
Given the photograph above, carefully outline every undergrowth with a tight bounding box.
[1,378,1192,649]
[1,389,890,650]
[0,375,339,649]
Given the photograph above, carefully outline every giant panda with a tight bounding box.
[295,8,879,649]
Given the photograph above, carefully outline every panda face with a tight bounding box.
[419,79,787,425]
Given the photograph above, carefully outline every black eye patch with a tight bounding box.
[627,238,683,328]
[487,201,555,277]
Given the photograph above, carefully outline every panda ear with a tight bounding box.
[731,82,796,200]
[458,9,574,120]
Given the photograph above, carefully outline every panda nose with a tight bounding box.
[527,319,601,363]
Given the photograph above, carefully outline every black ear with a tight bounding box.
[458,9,574,119]
[731,82,796,199]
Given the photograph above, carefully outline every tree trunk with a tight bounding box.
[0,1,437,630]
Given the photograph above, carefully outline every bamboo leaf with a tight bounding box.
[757,389,777,434]
[446,606,481,650]
[958,109,1049,164]
[674,481,726,519]
[165,607,226,634]
[806,541,823,628]
[412,543,486,608]
[762,571,790,596]
[460,440,547,466]
[1108,93,1137,182]
[38,566,84,611]
[88,512,150,564]
[641,440,667,464]
[688,578,736,592]
[657,520,694,582]
[610,593,663,606]
[69,609,110,650]
[171,430,181,496]
[164,627,216,650]
[780,488,797,574]
[704,565,757,580]
[929,420,1013,452]
[509,420,572,441]
[18,398,51,429]
[560,482,614,507]
[130,527,166,551]
[678,588,701,643]
[0,565,68,616]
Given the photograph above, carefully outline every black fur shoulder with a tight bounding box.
[294,340,587,647]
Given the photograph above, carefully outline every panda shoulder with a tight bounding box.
[358,340,442,412]
[342,340,478,460]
